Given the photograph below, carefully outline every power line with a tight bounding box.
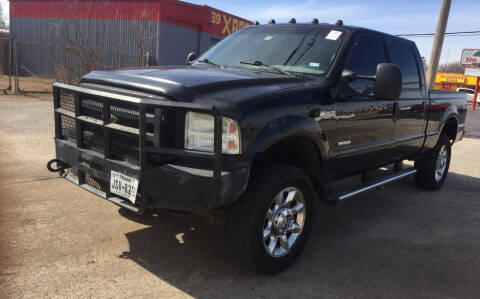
[405,34,480,38]
[397,30,480,37]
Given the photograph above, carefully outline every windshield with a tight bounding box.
[194,26,346,77]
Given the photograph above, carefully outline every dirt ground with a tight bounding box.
[0,75,53,96]
[1,94,480,298]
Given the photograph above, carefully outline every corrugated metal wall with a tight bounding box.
[11,17,222,79]
[9,0,246,80]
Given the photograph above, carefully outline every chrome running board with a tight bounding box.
[326,168,417,203]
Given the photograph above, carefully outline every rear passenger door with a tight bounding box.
[388,39,428,157]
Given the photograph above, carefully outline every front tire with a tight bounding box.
[227,163,315,274]
[414,134,451,190]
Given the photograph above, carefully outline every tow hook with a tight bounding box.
[47,159,66,172]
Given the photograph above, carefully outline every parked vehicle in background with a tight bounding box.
[48,21,467,273]
[457,87,479,105]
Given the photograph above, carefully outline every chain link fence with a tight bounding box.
[10,40,150,93]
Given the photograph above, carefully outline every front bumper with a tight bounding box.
[55,139,250,213]
[50,82,250,214]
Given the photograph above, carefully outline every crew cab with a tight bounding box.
[48,21,467,273]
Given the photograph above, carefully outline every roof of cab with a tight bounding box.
[246,22,414,45]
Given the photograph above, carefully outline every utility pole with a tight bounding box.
[426,0,452,89]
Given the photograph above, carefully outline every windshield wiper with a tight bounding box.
[197,59,224,68]
[289,30,323,68]
[240,61,292,76]
[283,29,313,65]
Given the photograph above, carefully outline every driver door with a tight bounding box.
[329,34,396,176]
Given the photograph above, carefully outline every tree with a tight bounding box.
[421,56,428,72]
[438,61,465,73]
[53,0,156,83]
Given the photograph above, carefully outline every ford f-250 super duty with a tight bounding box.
[47,21,467,273]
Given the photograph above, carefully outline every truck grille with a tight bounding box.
[57,91,154,166]
[82,123,104,152]
[53,82,223,209]
[59,89,75,112]
[85,173,109,193]
[110,102,139,129]
[60,115,76,142]
[110,131,140,165]
[81,97,103,119]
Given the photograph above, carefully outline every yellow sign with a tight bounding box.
[437,73,465,83]
[210,11,251,36]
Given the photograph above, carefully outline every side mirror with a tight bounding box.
[186,52,197,65]
[374,63,402,100]
[339,69,374,99]
[340,63,402,100]
[341,69,357,84]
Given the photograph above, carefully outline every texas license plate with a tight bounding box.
[110,171,139,204]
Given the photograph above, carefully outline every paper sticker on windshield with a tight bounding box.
[309,62,321,68]
[325,30,342,40]
[264,35,274,40]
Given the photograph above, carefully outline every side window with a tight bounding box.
[345,35,388,94]
[392,41,421,88]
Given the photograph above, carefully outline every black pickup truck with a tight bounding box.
[48,22,467,273]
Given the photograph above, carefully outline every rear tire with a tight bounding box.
[227,163,315,274]
[414,134,451,190]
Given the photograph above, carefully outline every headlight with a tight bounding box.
[185,112,241,154]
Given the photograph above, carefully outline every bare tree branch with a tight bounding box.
[438,62,466,74]
[51,0,156,84]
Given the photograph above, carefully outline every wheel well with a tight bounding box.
[442,117,458,141]
[251,137,322,190]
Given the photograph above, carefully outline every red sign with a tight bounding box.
[461,49,480,65]
[10,0,252,37]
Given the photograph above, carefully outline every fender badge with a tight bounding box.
[337,140,352,146]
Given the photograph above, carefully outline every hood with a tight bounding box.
[80,66,329,119]
[81,66,316,102]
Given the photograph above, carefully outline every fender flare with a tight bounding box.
[425,106,459,149]
[246,115,329,157]
[438,105,459,133]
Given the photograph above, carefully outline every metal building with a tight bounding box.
[9,0,251,79]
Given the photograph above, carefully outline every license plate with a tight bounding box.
[110,171,139,204]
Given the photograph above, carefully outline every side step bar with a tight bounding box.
[326,168,417,204]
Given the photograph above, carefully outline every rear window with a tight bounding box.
[392,41,421,88]
[458,89,474,94]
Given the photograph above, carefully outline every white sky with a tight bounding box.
[0,0,8,23]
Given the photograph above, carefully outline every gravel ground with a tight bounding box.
[1,95,480,298]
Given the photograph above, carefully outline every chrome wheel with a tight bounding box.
[263,187,306,257]
[435,145,448,182]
